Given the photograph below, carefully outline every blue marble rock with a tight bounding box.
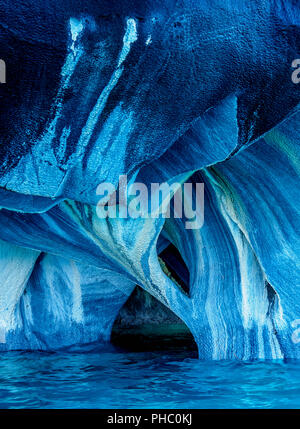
[0,0,299,358]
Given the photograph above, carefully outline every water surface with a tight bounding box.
[0,348,299,409]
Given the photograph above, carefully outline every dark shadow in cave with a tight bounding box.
[111,286,197,354]
[159,242,190,295]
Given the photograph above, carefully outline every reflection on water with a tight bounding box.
[0,347,299,409]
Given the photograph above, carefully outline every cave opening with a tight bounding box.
[158,242,190,296]
[111,244,196,353]
[111,286,197,353]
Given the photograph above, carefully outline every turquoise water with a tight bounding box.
[0,348,299,409]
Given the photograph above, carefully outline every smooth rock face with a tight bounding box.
[0,1,299,358]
